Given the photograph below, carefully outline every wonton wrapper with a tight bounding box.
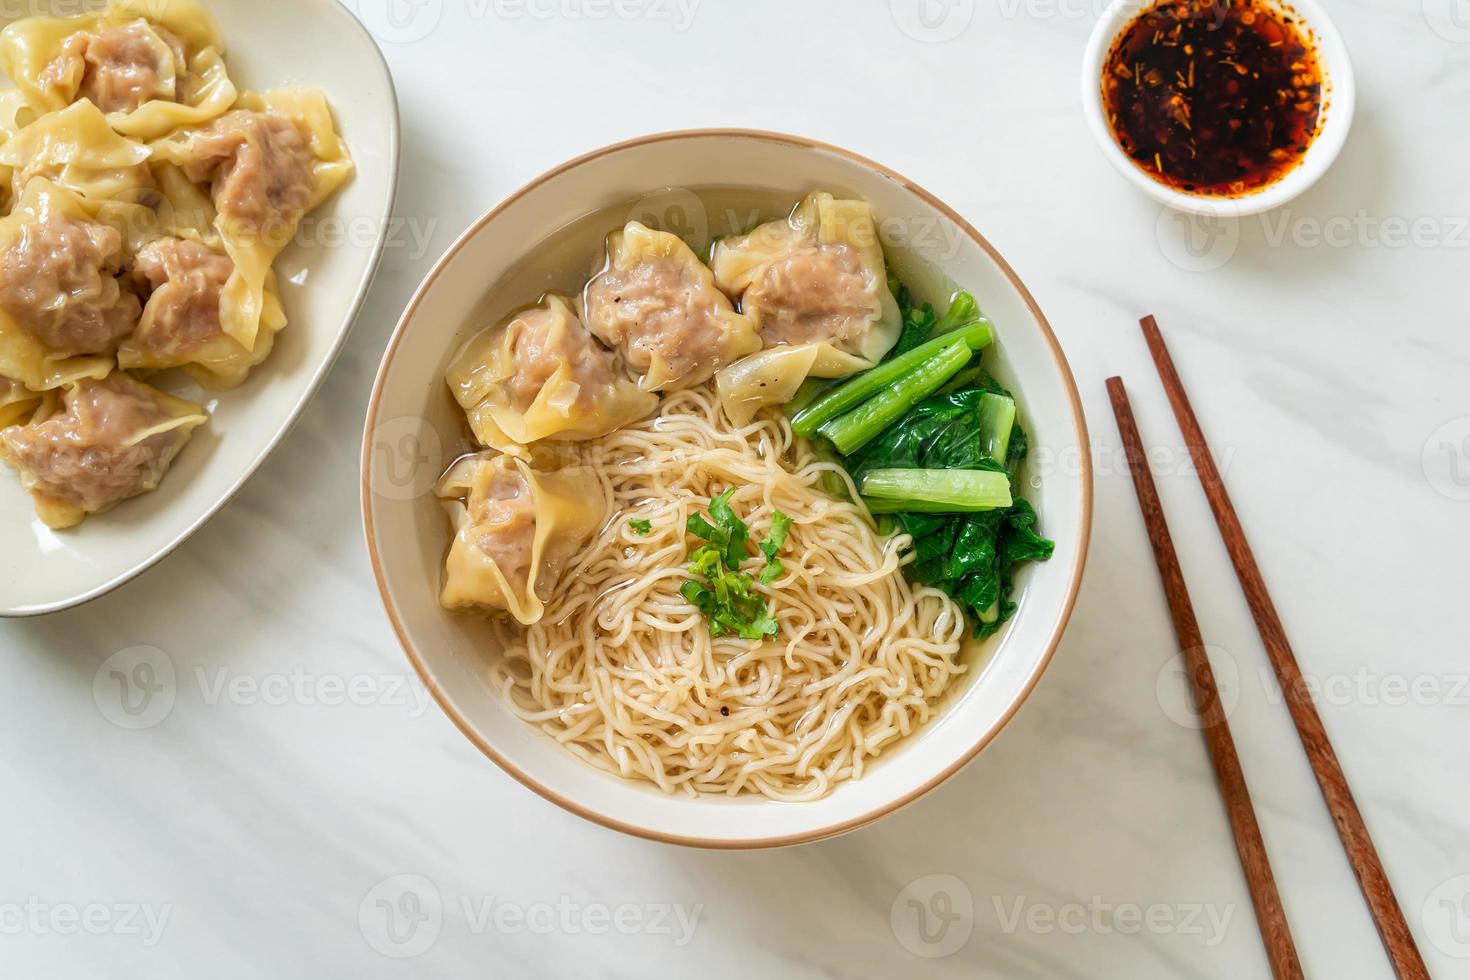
[436,453,605,625]
[446,294,657,454]
[0,178,127,390]
[0,91,38,212]
[0,375,42,429]
[90,160,223,261]
[150,160,218,242]
[582,221,759,392]
[0,90,36,142]
[0,0,236,141]
[0,370,205,528]
[149,88,353,351]
[714,344,835,427]
[0,99,154,204]
[711,191,900,379]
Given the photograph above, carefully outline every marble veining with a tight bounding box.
[1,0,1466,977]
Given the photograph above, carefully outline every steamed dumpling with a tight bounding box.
[0,370,205,528]
[0,178,138,356]
[436,453,605,625]
[149,88,353,351]
[45,20,187,115]
[582,221,759,391]
[0,0,236,140]
[445,294,657,454]
[711,191,901,378]
[117,235,286,387]
[0,178,138,388]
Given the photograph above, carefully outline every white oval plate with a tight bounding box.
[0,0,399,616]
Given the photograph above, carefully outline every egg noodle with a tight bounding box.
[487,384,967,801]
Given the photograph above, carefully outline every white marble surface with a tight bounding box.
[3,0,1467,976]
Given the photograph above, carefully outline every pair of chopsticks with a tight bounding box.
[1107,316,1428,980]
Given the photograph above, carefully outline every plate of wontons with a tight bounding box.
[0,0,398,616]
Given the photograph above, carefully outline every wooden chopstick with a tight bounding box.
[1137,315,1430,980]
[1106,377,1304,980]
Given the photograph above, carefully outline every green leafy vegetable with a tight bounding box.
[844,385,1015,480]
[934,291,980,334]
[806,282,1053,638]
[860,468,1013,513]
[846,382,1053,636]
[629,518,652,535]
[788,319,993,437]
[786,377,836,416]
[817,341,973,454]
[938,363,985,395]
[977,393,1016,464]
[888,289,981,359]
[681,491,790,639]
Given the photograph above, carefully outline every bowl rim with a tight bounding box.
[1,0,402,618]
[360,128,1094,849]
[1079,0,1357,218]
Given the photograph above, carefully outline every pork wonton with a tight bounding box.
[117,235,286,387]
[711,191,901,378]
[583,221,759,392]
[0,370,205,528]
[0,178,138,387]
[445,294,657,454]
[436,453,605,625]
[149,88,352,351]
[0,0,236,141]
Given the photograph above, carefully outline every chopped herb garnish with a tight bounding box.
[629,518,652,535]
[758,511,792,585]
[681,490,790,639]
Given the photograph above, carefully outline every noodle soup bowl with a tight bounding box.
[363,130,1092,848]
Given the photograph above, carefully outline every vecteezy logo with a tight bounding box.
[359,874,442,958]
[1422,417,1470,501]
[890,0,975,43]
[624,187,709,248]
[1423,874,1470,958]
[1424,0,1470,43]
[368,416,443,502]
[1155,644,1239,730]
[93,646,177,729]
[353,0,444,44]
[890,874,974,958]
[1155,196,1241,273]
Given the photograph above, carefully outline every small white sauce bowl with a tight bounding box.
[1080,0,1356,217]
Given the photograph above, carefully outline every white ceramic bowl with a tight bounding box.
[362,131,1093,848]
[1081,0,1355,217]
[0,0,399,616]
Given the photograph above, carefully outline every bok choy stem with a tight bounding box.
[789,320,992,437]
[933,291,979,333]
[817,342,972,454]
[977,392,1016,463]
[860,468,1014,513]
